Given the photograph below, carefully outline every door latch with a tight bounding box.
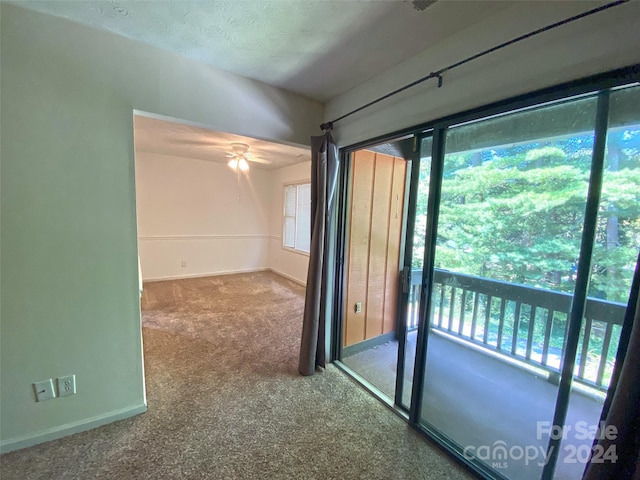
[401,266,411,294]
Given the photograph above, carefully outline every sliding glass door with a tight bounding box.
[552,85,640,480]
[336,76,640,480]
[338,134,434,410]
[412,85,640,480]
[419,95,598,480]
[339,137,413,402]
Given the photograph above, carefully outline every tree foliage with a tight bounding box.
[414,129,640,303]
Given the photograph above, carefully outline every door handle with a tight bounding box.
[401,266,411,294]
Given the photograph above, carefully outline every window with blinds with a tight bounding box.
[283,183,311,253]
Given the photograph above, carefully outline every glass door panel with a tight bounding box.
[341,137,412,401]
[554,85,640,479]
[418,96,598,480]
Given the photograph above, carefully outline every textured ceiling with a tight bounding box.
[134,115,310,169]
[13,0,513,101]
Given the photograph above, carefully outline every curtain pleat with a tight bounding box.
[298,131,339,376]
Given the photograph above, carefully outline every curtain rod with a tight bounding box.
[320,0,630,131]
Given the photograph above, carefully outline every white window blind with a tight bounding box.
[283,182,311,253]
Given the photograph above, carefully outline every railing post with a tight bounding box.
[511,302,523,355]
[525,305,537,360]
[458,290,467,336]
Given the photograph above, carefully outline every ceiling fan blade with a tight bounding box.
[246,157,272,165]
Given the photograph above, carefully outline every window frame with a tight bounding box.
[282,180,312,256]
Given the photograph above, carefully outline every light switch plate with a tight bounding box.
[33,379,56,402]
[57,375,76,397]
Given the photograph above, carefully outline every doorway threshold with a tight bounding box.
[333,360,409,423]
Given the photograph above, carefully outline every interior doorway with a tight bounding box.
[132,111,311,286]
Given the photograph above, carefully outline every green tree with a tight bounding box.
[413,129,640,303]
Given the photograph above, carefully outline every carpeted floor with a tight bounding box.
[0,271,473,480]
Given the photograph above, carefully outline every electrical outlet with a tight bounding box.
[355,302,362,314]
[33,379,56,402]
[57,375,77,397]
[181,260,187,267]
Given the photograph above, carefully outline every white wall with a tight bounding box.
[136,151,311,284]
[136,152,272,281]
[326,1,640,146]
[268,161,312,285]
[0,4,322,453]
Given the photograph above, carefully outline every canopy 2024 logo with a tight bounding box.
[463,421,618,469]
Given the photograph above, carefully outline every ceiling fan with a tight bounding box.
[169,137,272,170]
[225,142,270,172]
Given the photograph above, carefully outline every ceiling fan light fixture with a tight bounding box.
[224,142,272,168]
[230,142,249,155]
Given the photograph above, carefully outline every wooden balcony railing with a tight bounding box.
[407,268,625,391]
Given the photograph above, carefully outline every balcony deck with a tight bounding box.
[342,330,606,480]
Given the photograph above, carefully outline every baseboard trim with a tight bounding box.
[143,268,307,286]
[268,268,306,287]
[143,268,269,283]
[0,403,147,454]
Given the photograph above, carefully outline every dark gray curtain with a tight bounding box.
[298,131,339,376]
[583,250,640,480]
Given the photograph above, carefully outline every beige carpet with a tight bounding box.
[0,271,473,480]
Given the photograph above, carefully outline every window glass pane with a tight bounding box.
[556,84,640,479]
[295,184,311,252]
[588,86,640,303]
[340,143,410,402]
[283,183,310,252]
[419,95,598,480]
[284,185,297,217]
[283,217,296,248]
